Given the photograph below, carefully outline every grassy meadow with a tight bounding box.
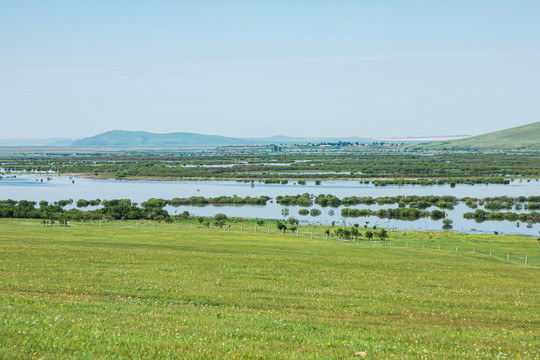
[0,219,538,359]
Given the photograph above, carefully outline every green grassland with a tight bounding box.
[409,121,540,151]
[0,219,538,359]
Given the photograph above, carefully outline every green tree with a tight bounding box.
[288,217,299,225]
[365,230,374,241]
[213,213,227,227]
[376,229,388,241]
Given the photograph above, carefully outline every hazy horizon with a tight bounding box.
[1,2,539,139]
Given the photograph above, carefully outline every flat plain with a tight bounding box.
[0,219,538,359]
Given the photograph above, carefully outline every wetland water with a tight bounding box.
[1,174,538,235]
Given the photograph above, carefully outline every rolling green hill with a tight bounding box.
[409,122,540,151]
[70,130,374,147]
[70,130,248,147]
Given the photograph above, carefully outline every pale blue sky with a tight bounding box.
[1,1,539,139]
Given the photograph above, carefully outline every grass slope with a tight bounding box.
[0,220,538,359]
[409,122,540,151]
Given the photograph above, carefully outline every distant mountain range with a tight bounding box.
[408,122,540,151]
[68,130,375,147]
[1,122,538,150]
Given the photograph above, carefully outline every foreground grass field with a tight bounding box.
[0,220,538,359]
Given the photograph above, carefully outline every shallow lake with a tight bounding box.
[0,174,538,236]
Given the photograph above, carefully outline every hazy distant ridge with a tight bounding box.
[69,130,375,147]
[409,122,540,151]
